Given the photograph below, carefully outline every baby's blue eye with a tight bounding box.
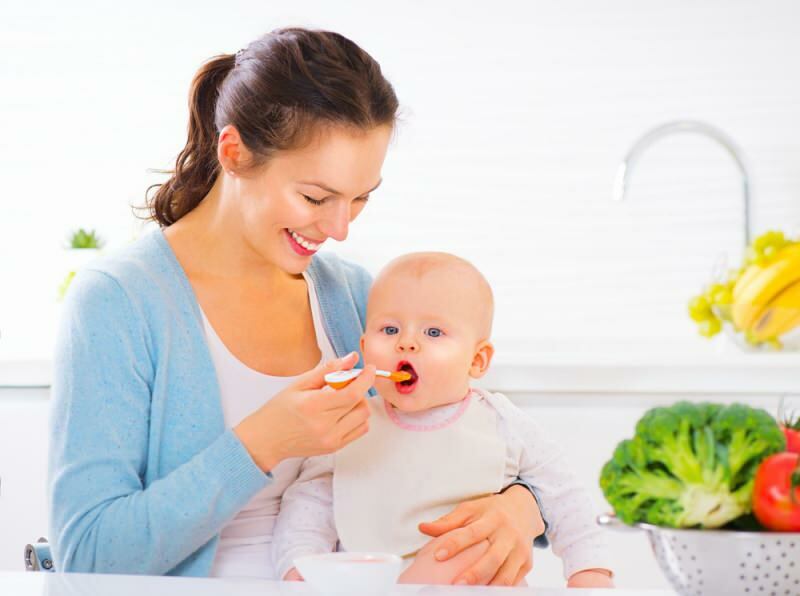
[425,328,443,338]
[382,326,399,335]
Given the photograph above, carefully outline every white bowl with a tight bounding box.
[293,552,403,595]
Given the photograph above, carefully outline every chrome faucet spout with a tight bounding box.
[612,120,752,245]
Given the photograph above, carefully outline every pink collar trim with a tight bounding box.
[384,390,473,432]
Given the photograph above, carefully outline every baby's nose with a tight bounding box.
[397,340,419,352]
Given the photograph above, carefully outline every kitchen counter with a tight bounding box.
[3,336,800,393]
[0,572,677,595]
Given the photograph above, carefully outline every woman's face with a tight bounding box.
[232,124,392,275]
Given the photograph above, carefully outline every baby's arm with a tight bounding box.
[399,536,494,585]
[486,392,615,586]
[568,568,614,588]
[271,454,337,581]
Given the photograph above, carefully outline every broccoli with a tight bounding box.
[600,401,785,528]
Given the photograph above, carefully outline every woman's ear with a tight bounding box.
[469,340,494,379]
[217,124,251,175]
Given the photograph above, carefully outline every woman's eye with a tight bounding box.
[302,194,326,206]
[381,326,399,335]
[425,328,443,338]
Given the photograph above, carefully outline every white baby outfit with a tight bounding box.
[335,389,506,557]
[271,388,612,581]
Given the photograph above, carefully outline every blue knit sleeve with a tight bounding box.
[48,269,270,575]
[339,258,373,331]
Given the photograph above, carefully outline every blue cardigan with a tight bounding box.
[48,230,372,576]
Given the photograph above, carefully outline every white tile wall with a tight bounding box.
[2,1,800,357]
[1,2,798,587]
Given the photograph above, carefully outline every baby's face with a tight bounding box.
[361,267,491,412]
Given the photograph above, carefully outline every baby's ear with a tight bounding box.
[469,340,494,378]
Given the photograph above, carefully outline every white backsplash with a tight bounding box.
[2,1,800,354]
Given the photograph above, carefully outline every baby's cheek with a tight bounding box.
[425,357,467,388]
[362,336,391,364]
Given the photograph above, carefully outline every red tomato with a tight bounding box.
[753,452,800,532]
[783,425,800,454]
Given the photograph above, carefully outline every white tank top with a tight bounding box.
[205,272,338,579]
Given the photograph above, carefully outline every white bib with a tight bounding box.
[333,390,506,557]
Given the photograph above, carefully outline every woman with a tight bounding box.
[48,27,544,586]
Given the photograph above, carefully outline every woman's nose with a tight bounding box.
[318,201,351,242]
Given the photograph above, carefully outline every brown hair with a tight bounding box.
[146,28,399,227]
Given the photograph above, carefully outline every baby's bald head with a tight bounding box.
[369,252,494,340]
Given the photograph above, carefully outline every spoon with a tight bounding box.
[325,368,412,389]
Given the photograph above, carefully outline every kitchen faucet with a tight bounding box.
[612,120,752,246]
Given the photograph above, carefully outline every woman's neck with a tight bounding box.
[164,176,296,289]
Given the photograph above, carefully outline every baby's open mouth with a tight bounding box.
[395,361,418,394]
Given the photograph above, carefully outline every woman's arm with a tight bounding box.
[49,270,271,574]
[49,269,373,575]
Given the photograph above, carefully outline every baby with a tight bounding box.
[271,252,614,587]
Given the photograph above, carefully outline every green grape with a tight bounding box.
[688,295,712,322]
[746,230,790,266]
[698,318,722,338]
[711,286,733,306]
[742,329,762,345]
[713,303,732,323]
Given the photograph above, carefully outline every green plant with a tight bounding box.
[599,401,786,529]
[58,271,76,301]
[68,228,103,249]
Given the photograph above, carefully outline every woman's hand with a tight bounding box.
[234,352,375,472]
[418,484,545,586]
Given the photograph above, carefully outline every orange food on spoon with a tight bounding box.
[325,369,412,389]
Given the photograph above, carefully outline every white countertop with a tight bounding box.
[3,336,799,394]
[0,572,676,595]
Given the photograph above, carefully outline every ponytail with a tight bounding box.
[147,54,235,227]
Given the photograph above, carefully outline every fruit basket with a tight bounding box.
[689,230,800,351]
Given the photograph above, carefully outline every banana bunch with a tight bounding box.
[689,230,800,348]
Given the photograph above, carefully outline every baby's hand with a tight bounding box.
[567,568,614,588]
[283,567,304,581]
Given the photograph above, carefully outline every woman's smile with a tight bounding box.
[285,228,325,256]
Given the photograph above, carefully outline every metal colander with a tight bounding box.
[598,514,800,595]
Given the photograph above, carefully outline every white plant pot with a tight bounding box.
[63,247,101,272]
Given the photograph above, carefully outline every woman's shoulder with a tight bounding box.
[307,253,373,345]
[308,252,373,291]
[66,229,188,315]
